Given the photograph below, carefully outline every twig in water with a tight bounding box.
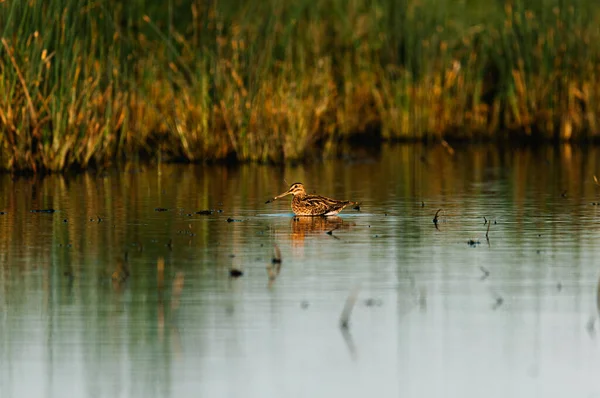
[594,175,600,186]
[339,287,360,329]
[272,243,282,264]
[483,216,487,225]
[433,209,442,228]
[486,221,491,242]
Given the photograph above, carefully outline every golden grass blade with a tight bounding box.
[1,38,38,127]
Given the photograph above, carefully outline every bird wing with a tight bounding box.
[302,195,350,215]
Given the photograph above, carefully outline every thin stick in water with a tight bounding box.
[339,287,360,329]
[433,209,442,228]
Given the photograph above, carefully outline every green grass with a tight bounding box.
[1,0,600,171]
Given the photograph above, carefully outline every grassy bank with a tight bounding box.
[1,0,600,171]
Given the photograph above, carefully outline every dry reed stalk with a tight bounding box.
[1,38,38,127]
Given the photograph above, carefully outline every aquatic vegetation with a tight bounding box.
[1,0,600,172]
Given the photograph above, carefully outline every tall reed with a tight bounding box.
[1,0,600,171]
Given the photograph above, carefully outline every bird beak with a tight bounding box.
[265,189,293,204]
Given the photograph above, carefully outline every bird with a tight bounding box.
[265,182,358,216]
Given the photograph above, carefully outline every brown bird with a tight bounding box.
[266,182,358,216]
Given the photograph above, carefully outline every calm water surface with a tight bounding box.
[2,144,600,398]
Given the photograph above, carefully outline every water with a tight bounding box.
[2,144,600,398]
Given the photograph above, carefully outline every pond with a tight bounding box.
[1,144,600,398]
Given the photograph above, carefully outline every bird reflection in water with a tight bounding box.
[290,216,354,248]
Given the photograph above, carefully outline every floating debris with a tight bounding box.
[594,175,600,186]
[196,210,213,215]
[467,239,480,246]
[300,301,310,309]
[0,211,6,215]
[483,216,487,225]
[229,269,244,278]
[227,218,242,223]
[339,287,360,329]
[421,201,425,208]
[30,209,56,213]
[353,204,360,211]
[155,207,168,212]
[63,219,68,223]
[561,190,567,198]
[166,239,173,251]
[486,221,491,241]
